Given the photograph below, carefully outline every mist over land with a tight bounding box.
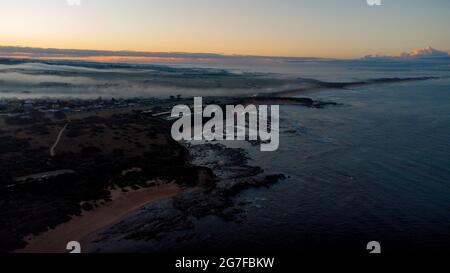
[1,46,449,99]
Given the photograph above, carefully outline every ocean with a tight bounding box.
[113,77,449,255]
[240,78,450,254]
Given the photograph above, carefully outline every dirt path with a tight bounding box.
[50,123,69,157]
[17,183,184,253]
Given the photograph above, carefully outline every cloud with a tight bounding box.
[0,46,331,64]
[400,46,449,58]
[364,47,450,60]
[0,46,226,61]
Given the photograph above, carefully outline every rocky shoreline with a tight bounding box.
[86,143,286,252]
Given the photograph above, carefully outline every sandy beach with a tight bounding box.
[17,182,185,253]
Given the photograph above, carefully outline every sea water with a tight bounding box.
[179,78,450,254]
[102,77,450,254]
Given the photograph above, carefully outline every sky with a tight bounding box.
[0,0,450,58]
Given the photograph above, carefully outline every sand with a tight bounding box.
[16,182,184,253]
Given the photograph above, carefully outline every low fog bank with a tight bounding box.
[0,57,448,99]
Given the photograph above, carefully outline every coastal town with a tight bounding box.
[0,97,160,117]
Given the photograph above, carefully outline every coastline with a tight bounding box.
[0,96,307,253]
[17,182,186,253]
[15,141,285,253]
[84,143,286,253]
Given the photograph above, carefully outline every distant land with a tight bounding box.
[1,45,449,64]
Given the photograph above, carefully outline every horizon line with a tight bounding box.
[0,45,339,60]
[1,45,449,62]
